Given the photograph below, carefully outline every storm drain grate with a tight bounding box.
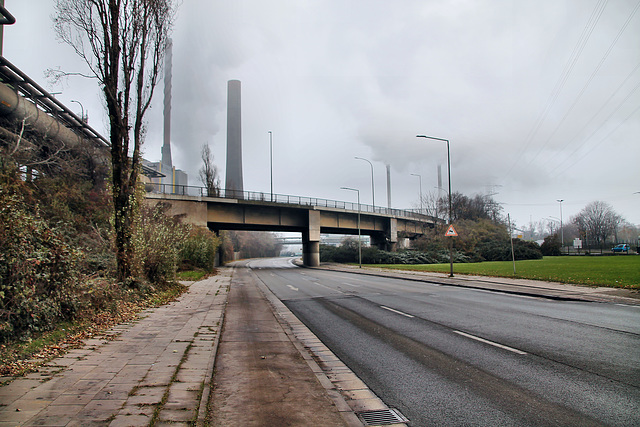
[356,408,409,425]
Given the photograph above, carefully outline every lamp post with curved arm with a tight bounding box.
[417,134,453,277]
[355,157,375,211]
[70,100,86,123]
[341,186,361,268]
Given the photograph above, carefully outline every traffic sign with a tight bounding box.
[445,225,458,237]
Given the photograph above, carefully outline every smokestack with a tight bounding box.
[225,80,243,194]
[386,164,391,209]
[161,38,173,172]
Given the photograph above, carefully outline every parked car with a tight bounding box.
[611,244,630,253]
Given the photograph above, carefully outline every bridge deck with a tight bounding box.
[144,183,437,223]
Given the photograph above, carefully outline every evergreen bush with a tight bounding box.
[540,233,562,256]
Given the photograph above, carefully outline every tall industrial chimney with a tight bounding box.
[386,164,392,209]
[225,80,243,195]
[161,38,173,180]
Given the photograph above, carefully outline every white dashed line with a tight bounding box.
[453,331,527,355]
[341,282,361,287]
[380,306,415,318]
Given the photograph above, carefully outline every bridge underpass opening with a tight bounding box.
[208,223,383,268]
[277,233,373,260]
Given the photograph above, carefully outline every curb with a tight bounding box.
[195,273,230,426]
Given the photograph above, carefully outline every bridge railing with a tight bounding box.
[145,183,436,222]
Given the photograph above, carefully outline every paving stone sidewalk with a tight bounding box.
[207,266,355,426]
[0,271,230,426]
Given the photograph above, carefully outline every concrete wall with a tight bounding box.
[144,194,208,228]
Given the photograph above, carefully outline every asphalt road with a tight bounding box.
[244,257,640,427]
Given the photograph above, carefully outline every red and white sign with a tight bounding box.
[444,225,458,237]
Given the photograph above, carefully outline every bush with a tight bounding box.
[514,239,543,260]
[476,239,542,261]
[540,234,561,256]
[320,244,470,265]
[135,203,191,284]
[0,190,81,342]
[179,228,220,271]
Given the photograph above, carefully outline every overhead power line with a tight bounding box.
[549,99,640,176]
[547,63,640,176]
[527,0,640,167]
[502,0,609,180]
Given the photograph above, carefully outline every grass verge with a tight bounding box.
[176,269,211,282]
[368,255,640,289]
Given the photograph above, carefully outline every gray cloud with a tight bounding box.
[4,0,640,226]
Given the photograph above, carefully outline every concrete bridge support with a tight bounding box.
[370,218,398,252]
[302,210,321,267]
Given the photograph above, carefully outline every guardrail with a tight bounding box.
[144,183,437,222]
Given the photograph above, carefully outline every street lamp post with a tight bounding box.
[268,131,273,202]
[557,199,564,254]
[410,173,422,214]
[417,134,453,277]
[70,99,86,123]
[547,216,560,234]
[340,186,362,268]
[355,157,375,211]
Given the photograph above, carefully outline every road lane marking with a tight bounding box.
[311,281,344,293]
[341,282,361,287]
[380,306,415,318]
[453,331,527,355]
[286,285,299,291]
[615,303,639,308]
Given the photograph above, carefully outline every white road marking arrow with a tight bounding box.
[287,285,299,291]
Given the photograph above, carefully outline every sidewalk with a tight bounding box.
[0,267,374,426]
[0,271,230,426]
[206,266,355,426]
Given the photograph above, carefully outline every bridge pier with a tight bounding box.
[302,239,320,267]
[370,218,398,252]
[302,210,321,267]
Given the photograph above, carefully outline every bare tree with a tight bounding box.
[572,201,623,248]
[199,144,221,197]
[440,191,504,223]
[54,0,176,283]
[419,191,444,222]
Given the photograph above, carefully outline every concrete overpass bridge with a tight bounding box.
[0,56,435,267]
[144,185,437,266]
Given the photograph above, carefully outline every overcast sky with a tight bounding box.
[5,0,640,230]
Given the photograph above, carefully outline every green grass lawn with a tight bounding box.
[176,269,209,281]
[368,255,640,289]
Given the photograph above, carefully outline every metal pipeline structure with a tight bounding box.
[0,56,109,156]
